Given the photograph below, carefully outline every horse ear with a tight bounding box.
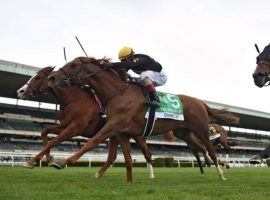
[45,66,55,72]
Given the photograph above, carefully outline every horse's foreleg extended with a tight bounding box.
[94,136,119,178]
[53,124,116,168]
[41,125,63,164]
[133,137,154,179]
[26,125,76,168]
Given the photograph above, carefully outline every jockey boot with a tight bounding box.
[147,84,160,108]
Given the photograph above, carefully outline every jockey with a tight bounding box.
[111,47,167,108]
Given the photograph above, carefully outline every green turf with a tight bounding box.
[0,167,269,200]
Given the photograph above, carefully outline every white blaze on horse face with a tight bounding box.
[16,75,35,98]
[17,84,28,98]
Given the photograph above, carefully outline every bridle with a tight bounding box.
[254,43,270,86]
[59,58,115,86]
[255,60,270,86]
[58,58,129,105]
[26,70,50,97]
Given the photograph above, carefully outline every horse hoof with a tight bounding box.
[22,162,35,169]
[149,175,155,179]
[220,177,226,181]
[22,160,36,169]
[92,172,101,179]
[51,160,65,169]
[47,157,55,167]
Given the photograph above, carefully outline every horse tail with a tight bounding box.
[203,103,240,124]
[163,130,176,142]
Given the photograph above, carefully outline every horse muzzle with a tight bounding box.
[253,72,268,87]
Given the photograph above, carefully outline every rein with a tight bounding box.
[79,66,129,106]
[60,59,129,106]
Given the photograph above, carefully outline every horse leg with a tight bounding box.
[187,120,225,180]
[218,137,232,152]
[41,125,63,165]
[194,130,225,180]
[174,129,204,174]
[52,123,116,169]
[192,149,204,174]
[116,134,133,182]
[185,132,206,174]
[186,132,205,174]
[26,125,77,168]
[94,136,119,178]
[24,125,63,168]
[133,137,154,179]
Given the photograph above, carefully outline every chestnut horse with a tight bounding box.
[16,66,155,180]
[48,57,239,181]
[253,43,270,87]
[164,123,233,174]
[182,124,234,174]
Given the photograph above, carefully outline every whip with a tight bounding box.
[75,36,88,57]
[63,47,67,63]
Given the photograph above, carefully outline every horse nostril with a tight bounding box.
[19,90,24,93]
[257,73,265,78]
[253,73,264,79]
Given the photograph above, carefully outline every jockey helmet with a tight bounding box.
[118,47,134,60]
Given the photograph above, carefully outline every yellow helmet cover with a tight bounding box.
[118,47,134,60]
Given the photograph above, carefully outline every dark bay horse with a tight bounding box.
[251,43,270,164]
[16,66,155,180]
[48,57,239,181]
[253,43,270,87]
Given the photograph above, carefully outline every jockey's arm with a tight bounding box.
[112,56,150,70]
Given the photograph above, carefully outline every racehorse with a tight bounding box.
[48,57,239,181]
[173,123,234,174]
[16,66,155,181]
[253,43,270,87]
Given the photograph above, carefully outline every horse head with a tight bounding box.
[253,43,270,87]
[17,66,55,99]
[48,57,112,88]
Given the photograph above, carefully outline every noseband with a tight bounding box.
[26,70,50,97]
[256,61,270,86]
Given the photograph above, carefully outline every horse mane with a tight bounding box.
[74,56,129,80]
[74,56,111,66]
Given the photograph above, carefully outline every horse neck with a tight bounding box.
[85,68,129,105]
[50,86,79,108]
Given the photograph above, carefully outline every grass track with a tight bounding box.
[0,167,269,200]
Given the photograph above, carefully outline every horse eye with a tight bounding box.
[36,76,41,80]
